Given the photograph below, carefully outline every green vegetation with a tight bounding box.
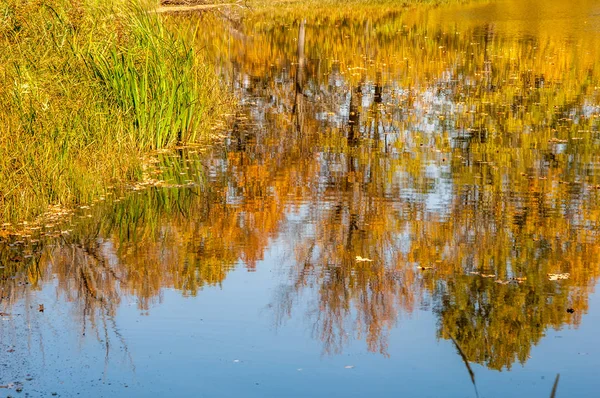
[0,0,227,224]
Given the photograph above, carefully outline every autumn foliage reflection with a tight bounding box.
[2,0,600,371]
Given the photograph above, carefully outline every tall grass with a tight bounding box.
[86,5,217,148]
[0,0,227,224]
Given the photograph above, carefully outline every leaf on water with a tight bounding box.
[548,273,570,281]
[355,256,373,262]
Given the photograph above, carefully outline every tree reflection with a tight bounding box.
[2,0,600,371]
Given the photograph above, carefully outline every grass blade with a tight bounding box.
[449,335,479,398]
[550,373,560,398]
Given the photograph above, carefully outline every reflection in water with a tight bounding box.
[2,0,600,378]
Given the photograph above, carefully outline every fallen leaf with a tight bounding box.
[548,273,570,281]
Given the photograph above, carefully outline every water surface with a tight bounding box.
[2,0,600,396]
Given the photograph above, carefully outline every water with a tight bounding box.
[2,0,600,396]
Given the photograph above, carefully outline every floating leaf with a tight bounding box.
[548,273,570,281]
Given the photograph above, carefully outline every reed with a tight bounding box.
[85,4,221,149]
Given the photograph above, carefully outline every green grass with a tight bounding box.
[86,4,219,148]
[0,0,228,224]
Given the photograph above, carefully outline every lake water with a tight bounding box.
[2,0,600,396]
